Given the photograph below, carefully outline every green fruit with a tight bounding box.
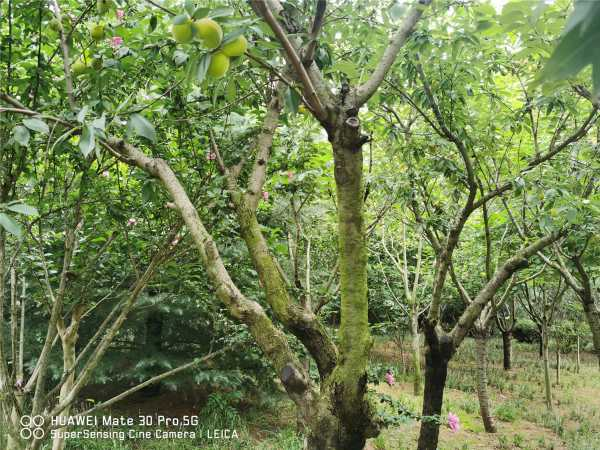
[192,18,223,49]
[49,18,61,32]
[221,35,247,57]
[207,52,230,78]
[72,60,88,76]
[90,23,105,41]
[172,20,193,44]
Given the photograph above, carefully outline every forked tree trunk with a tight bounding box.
[475,333,496,433]
[411,314,422,396]
[417,330,453,450]
[501,330,512,370]
[542,328,553,411]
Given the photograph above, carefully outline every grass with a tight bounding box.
[368,337,600,450]
[4,338,598,449]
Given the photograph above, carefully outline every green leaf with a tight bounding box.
[149,15,158,31]
[77,106,89,123]
[225,78,237,102]
[23,117,49,134]
[184,0,195,16]
[79,124,96,157]
[284,87,300,114]
[0,213,22,238]
[197,53,212,83]
[192,7,210,19]
[142,180,158,203]
[6,203,38,216]
[539,9,600,85]
[128,114,156,142]
[173,14,189,25]
[208,8,233,19]
[388,3,406,21]
[13,125,30,146]
[92,114,106,131]
[174,50,189,66]
[222,29,245,45]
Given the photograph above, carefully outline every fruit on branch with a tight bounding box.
[172,19,193,43]
[90,23,105,41]
[193,18,223,49]
[221,35,247,57]
[207,52,230,78]
[72,60,89,76]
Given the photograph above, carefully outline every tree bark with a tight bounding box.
[411,313,422,396]
[501,330,512,370]
[52,332,77,450]
[555,345,560,386]
[542,327,553,411]
[576,335,581,374]
[475,334,496,433]
[417,328,453,450]
[320,121,376,450]
[582,302,600,370]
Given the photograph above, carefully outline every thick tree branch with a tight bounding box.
[251,0,327,120]
[451,230,564,347]
[353,0,432,107]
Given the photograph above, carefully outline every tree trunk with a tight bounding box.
[501,330,512,370]
[581,303,600,370]
[411,313,422,396]
[52,335,77,450]
[475,334,497,433]
[555,345,560,386]
[320,125,375,449]
[542,328,552,411]
[538,334,543,358]
[417,330,453,450]
[576,335,580,374]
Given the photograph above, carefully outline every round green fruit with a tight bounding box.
[90,23,105,41]
[72,60,89,76]
[172,20,193,44]
[49,18,61,32]
[221,35,247,57]
[207,52,230,78]
[193,18,223,50]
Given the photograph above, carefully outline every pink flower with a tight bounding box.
[102,170,110,178]
[206,152,216,160]
[116,9,124,21]
[262,191,269,201]
[384,370,395,386]
[110,36,123,49]
[127,218,137,226]
[287,170,294,180]
[447,412,460,432]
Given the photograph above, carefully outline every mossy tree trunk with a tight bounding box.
[474,331,496,433]
[411,312,422,396]
[542,326,553,411]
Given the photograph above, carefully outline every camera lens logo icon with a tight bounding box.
[20,415,45,439]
